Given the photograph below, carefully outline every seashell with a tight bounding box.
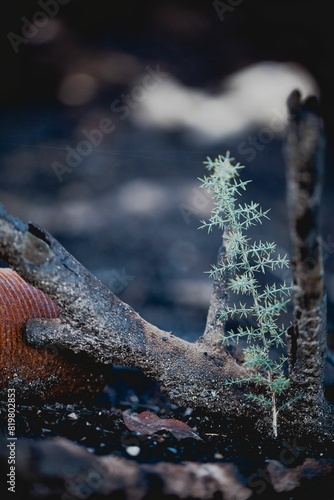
[0,268,105,402]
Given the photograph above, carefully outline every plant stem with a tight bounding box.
[254,287,278,438]
[272,389,278,438]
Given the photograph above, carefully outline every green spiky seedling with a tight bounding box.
[199,152,293,437]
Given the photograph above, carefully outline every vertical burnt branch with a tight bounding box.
[200,243,229,351]
[284,90,327,399]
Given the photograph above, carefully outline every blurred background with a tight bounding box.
[0,0,333,349]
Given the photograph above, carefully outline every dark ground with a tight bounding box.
[1,1,334,498]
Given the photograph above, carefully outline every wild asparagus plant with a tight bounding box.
[200,152,292,437]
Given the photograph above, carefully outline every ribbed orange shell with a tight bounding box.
[0,268,105,402]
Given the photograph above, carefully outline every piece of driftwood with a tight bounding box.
[0,205,264,427]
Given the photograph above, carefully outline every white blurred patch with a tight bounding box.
[132,61,318,142]
[117,179,169,215]
[166,279,212,307]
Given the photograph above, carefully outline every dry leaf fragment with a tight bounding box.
[122,410,202,441]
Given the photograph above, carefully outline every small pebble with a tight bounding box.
[68,412,78,420]
[126,446,141,457]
